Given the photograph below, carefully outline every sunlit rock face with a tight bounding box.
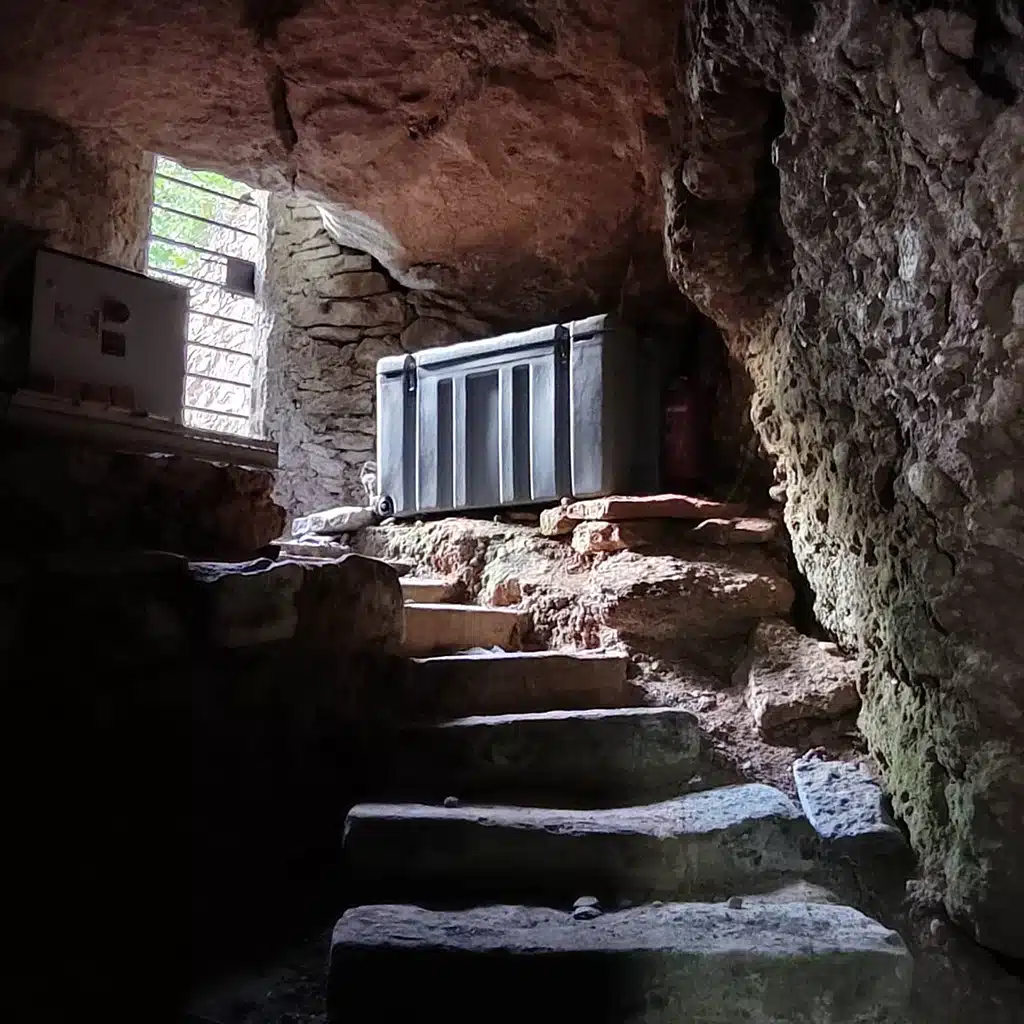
[0,0,680,322]
[666,0,1024,957]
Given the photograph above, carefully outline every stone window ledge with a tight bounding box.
[1,389,278,469]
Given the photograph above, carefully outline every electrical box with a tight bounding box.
[29,249,188,420]
[376,313,660,517]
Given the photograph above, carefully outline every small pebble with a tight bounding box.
[728,896,744,910]
[443,796,459,808]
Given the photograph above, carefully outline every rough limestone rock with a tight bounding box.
[564,494,746,522]
[743,620,861,739]
[292,506,375,537]
[666,0,1024,955]
[793,752,909,860]
[390,707,702,804]
[189,553,402,654]
[343,784,817,904]
[0,0,679,321]
[570,520,659,555]
[355,519,793,653]
[538,506,577,537]
[593,550,794,644]
[329,902,912,1023]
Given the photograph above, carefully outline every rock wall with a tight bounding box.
[262,194,488,518]
[0,106,153,380]
[0,105,152,272]
[667,0,1024,957]
[0,431,285,559]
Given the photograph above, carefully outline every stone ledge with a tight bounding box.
[329,902,911,1022]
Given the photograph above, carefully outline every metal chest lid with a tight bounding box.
[377,312,620,378]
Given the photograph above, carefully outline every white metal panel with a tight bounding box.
[30,250,188,421]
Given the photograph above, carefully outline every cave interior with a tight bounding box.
[1,1,1023,1022]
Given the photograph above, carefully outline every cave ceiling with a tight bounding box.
[0,0,684,321]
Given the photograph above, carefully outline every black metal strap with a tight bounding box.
[553,323,572,499]
[401,355,417,509]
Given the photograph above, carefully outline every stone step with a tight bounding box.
[328,902,911,1023]
[343,784,816,906]
[400,576,457,604]
[386,707,703,805]
[403,603,527,655]
[398,650,634,719]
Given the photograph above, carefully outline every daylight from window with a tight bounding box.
[145,157,264,436]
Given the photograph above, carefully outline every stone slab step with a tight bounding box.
[328,902,911,1023]
[403,603,526,655]
[400,577,457,604]
[399,650,634,719]
[343,783,816,905]
[387,707,703,805]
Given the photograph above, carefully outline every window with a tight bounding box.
[145,157,265,437]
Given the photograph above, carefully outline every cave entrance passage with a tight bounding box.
[144,156,266,437]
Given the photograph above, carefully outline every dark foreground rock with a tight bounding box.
[387,706,702,805]
[343,783,817,905]
[329,902,912,1023]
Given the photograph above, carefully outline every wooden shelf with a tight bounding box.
[1,389,278,469]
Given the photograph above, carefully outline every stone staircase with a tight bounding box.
[328,585,913,1022]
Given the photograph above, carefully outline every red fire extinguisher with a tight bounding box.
[662,376,706,490]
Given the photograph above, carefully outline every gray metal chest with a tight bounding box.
[376,313,659,517]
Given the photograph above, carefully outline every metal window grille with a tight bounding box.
[145,156,264,437]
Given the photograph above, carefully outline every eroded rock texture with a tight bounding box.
[0,0,680,322]
[668,0,1024,956]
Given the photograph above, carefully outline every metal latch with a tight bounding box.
[403,355,417,394]
[554,324,570,364]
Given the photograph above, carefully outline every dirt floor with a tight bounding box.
[629,652,868,798]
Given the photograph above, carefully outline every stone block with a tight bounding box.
[343,784,816,904]
[318,271,389,298]
[400,316,463,352]
[189,553,403,654]
[329,902,912,1023]
[401,650,632,719]
[793,752,908,858]
[539,505,576,536]
[596,550,794,641]
[744,620,861,738]
[690,517,779,545]
[290,292,405,329]
[292,506,375,537]
[564,494,746,522]
[390,706,702,804]
[400,577,457,603]
[311,253,373,274]
[402,603,527,655]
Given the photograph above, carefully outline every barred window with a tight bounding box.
[145,157,265,437]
